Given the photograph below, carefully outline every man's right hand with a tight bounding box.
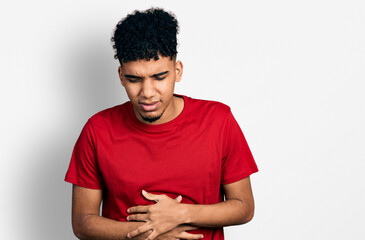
[132,225,203,240]
[71,185,203,240]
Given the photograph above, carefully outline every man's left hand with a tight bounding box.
[126,190,187,239]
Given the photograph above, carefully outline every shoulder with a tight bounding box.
[187,95,231,115]
[88,101,130,126]
[184,95,232,124]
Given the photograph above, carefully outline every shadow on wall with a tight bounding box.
[20,31,127,239]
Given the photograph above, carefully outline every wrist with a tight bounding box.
[178,203,191,224]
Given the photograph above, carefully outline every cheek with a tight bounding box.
[124,84,140,97]
[158,79,175,92]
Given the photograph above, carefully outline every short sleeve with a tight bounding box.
[64,119,104,189]
[221,110,258,184]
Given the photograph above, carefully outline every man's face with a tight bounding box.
[118,55,183,125]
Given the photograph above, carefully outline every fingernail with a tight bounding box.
[201,235,204,238]
[127,208,130,213]
[126,216,129,221]
[127,233,131,238]
[142,190,147,194]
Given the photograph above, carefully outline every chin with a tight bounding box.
[141,113,163,123]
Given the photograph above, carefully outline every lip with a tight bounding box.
[140,101,159,111]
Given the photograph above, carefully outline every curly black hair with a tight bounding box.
[111,8,179,63]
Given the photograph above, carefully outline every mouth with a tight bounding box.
[139,101,159,111]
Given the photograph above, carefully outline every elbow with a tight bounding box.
[238,210,254,225]
[72,216,88,239]
[243,208,255,223]
[72,222,83,239]
[238,202,255,225]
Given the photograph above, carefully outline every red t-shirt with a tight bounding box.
[65,94,258,239]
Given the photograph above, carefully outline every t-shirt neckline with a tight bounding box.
[127,93,189,132]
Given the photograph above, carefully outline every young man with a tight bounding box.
[65,8,258,240]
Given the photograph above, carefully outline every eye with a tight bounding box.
[155,77,166,80]
[127,78,139,83]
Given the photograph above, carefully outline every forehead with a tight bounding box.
[121,56,175,76]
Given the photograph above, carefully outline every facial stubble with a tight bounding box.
[139,106,167,123]
[140,113,163,123]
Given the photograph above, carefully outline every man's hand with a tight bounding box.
[126,190,190,240]
[131,225,203,240]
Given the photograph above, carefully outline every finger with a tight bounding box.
[127,213,148,222]
[178,225,198,231]
[178,232,204,239]
[127,224,151,239]
[142,190,164,202]
[127,205,150,213]
[145,230,159,240]
[175,195,182,202]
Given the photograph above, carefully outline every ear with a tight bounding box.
[175,60,183,83]
[118,66,125,87]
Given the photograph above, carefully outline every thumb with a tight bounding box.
[175,195,182,203]
[142,190,161,202]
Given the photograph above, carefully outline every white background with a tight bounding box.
[1,0,364,239]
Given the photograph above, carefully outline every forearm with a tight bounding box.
[126,187,255,239]
[74,215,144,240]
[180,199,254,228]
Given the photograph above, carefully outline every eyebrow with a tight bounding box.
[152,71,169,77]
[124,71,169,79]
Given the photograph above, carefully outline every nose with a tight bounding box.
[140,78,156,99]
